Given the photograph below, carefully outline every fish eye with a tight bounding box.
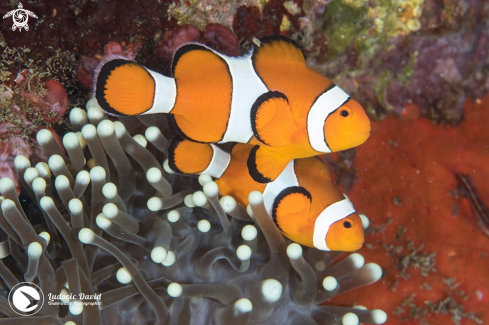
[338,106,352,120]
[343,218,353,229]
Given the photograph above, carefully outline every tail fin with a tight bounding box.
[168,136,230,178]
[94,57,155,116]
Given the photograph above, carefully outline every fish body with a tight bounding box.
[94,36,370,183]
[168,138,364,251]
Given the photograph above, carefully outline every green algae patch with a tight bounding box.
[323,0,369,61]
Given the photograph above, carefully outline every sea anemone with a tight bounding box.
[0,99,387,324]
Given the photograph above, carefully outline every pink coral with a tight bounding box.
[21,79,68,123]
[155,24,239,75]
[75,39,145,89]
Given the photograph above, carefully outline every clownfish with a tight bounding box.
[94,36,370,183]
[167,137,364,251]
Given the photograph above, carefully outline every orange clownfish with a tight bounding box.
[94,36,370,183]
[167,138,364,251]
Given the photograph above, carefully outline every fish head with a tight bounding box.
[324,99,370,152]
[325,213,364,251]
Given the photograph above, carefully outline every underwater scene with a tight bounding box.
[0,0,488,324]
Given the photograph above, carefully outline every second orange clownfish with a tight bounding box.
[94,36,370,183]
[166,138,364,252]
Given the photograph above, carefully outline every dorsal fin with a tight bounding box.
[168,136,214,174]
[252,36,306,67]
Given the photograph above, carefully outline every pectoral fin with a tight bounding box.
[247,145,291,183]
[251,91,296,147]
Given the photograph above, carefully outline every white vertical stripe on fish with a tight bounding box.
[307,86,350,153]
[263,160,299,216]
[313,199,355,251]
[216,51,268,143]
[143,68,177,114]
[202,144,231,178]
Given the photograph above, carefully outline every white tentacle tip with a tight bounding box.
[198,174,212,186]
[14,155,30,169]
[322,276,338,291]
[39,232,51,245]
[78,228,96,244]
[342,312,359,325]
[36,129,53,144]
[27,242,43,258]
[365,263,383,282]
[286,243,303,260]
[197,219,211,233]
[241,225,257,241]
[89,166,106,182]
[95,214,111,229]
[133,134,147,147]
[167,210,180,223]
[147,197,163,212]
[116,267,132,284]
[96,120,114,137]
[151,247,168,263]
[167,283,182,297]
[371,309,388,324]
[350,253,365,269]
[102,183,117,199]
[68,199,83,214]
[234,298,252,315]
[161,251,176,266]
[39,196,55,210]
[359,214,369,229]
[261,279,282,303]
[203,181,218,197]
[163,159,175,174]
[0,177,15,192]
[68,301,83,315]
[184,194,195,207]
[248,191,263,206]
[147,167,162,182]
[236,245,252,261]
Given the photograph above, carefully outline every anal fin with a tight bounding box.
[247,145,290,183]
[168,136,214,174]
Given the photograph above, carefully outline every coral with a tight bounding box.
[304,0,489,124]
[0,44,72,192]
[0,99,386,324]
[75,39,145,90]
[154,24,238,74]
[167,0,269,30]
[327,96,489,324]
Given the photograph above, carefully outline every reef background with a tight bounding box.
[1,0,489,324]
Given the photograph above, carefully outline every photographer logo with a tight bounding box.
[8,282,44,316]
[2,2,38,32]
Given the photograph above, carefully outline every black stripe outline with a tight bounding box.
[95,59,155,116]
[247,145,272,184]
[167,136,186,174]
[271,186,312,232]
[171,43,233,143]
[250,91,289,146]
